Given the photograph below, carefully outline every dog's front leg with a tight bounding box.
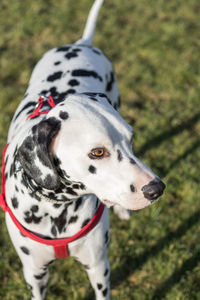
[70,208,110,299]
[85,255,110,300]
[23,264,50,300]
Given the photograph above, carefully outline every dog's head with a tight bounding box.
[18,93,165,210]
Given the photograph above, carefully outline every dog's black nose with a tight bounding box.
[142,179,165,201]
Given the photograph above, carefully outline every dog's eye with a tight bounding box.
[88,148,109,159]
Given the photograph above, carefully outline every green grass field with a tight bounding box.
[0,0,200,299]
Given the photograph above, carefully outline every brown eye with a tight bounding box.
[88,148,109,159]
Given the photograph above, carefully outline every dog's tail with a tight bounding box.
[76,0,104,45]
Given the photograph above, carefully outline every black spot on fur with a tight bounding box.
[73,48,82,52]
[82,218,90,228]
[54,61,61,65]
[11,197,19,209]
[20,246,30,255]
[92,48,101,55]
[72,69,103,82]
[106,71,115,92]
[97,283,103,290]
[51,225,57,237]
[24,208,42,224]
[82,93,98,101]
[24,92,29,99]
[90,97,98,101]
[56,46,71,52]
[5,155,8,167]
[68,79,80,86]
[40,284,47,296]
[59,111,69,120]
[104,268,109,277]
[31,205,39,212]
[50,206,68,235]
[53,156,61,167]
[105,231,109,244]
[68,215,78,224]
[97,93,112,105]
[102,288,108,297]
[47,71,63,82]
[14,146,18,156]
[83,92,97,97]
[130,184,136,193]
[66,187,78,196]
[98,93,107,98]
[34,271,47,280]
[72,184,80,189]
[130,158,136,165]
[88,165,96,174]
[114,103,118,110]
[79,183,86,190]
[40,87,75,104]
[53,203,62,208]
[14,102,35,121]
[65,52,78,59]
[74,197,83,212]
[10,160,16,177]
[117,149,123,162]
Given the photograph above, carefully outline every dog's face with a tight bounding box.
[18,94,165,210]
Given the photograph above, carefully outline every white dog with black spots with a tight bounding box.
[3,0,165,299]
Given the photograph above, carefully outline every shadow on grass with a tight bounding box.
[137,112,200,157]
[151,250,200,300]
[153,138,200,178]
[84,209,200,299]
[162,139,200,177]
[111,209,200,285]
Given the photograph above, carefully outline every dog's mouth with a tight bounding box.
[102,199,115,208]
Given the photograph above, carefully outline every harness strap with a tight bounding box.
[0,142,105,258]
[26,96,55,120]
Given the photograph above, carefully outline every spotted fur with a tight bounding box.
[4,1,165,299]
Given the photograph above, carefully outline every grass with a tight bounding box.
[0,0,200,299]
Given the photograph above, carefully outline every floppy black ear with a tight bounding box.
[18,117,61,190]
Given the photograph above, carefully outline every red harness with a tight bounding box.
[0,97,105,258]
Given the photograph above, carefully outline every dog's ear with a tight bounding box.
[18,117,61,190]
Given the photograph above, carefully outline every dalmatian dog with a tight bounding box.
[3,0,165,299]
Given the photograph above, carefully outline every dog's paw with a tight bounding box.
[113,204,132,220]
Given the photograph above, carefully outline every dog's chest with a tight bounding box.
[5,167,100,238]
